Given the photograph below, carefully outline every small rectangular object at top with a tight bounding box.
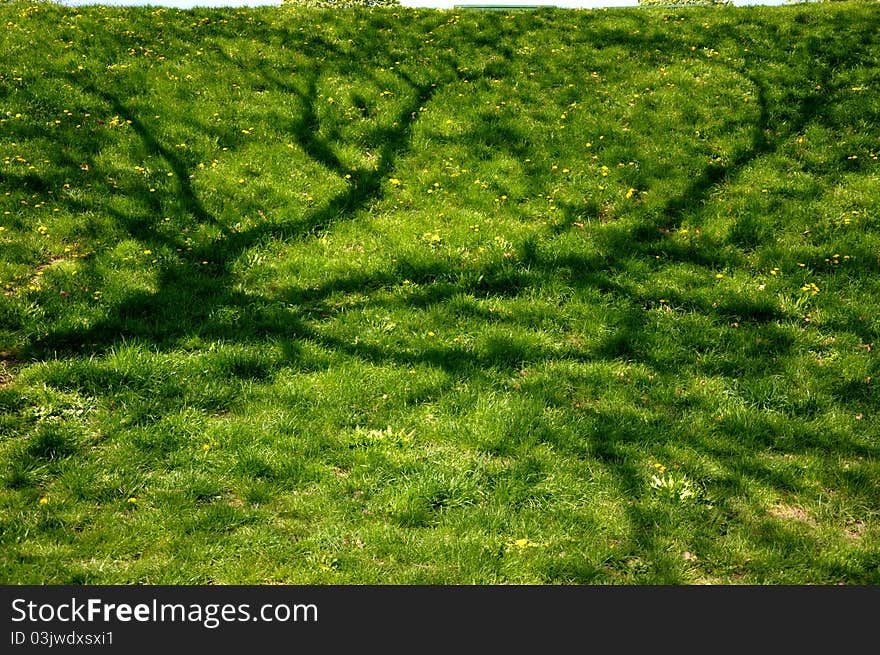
[453,4,556,8]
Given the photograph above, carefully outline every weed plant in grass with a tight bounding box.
[0,0,878,584]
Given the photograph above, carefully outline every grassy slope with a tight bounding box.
[0,1,878,584]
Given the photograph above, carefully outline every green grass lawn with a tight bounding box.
[1,0,878,584]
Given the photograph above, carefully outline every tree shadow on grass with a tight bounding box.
[7,7,880,582]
